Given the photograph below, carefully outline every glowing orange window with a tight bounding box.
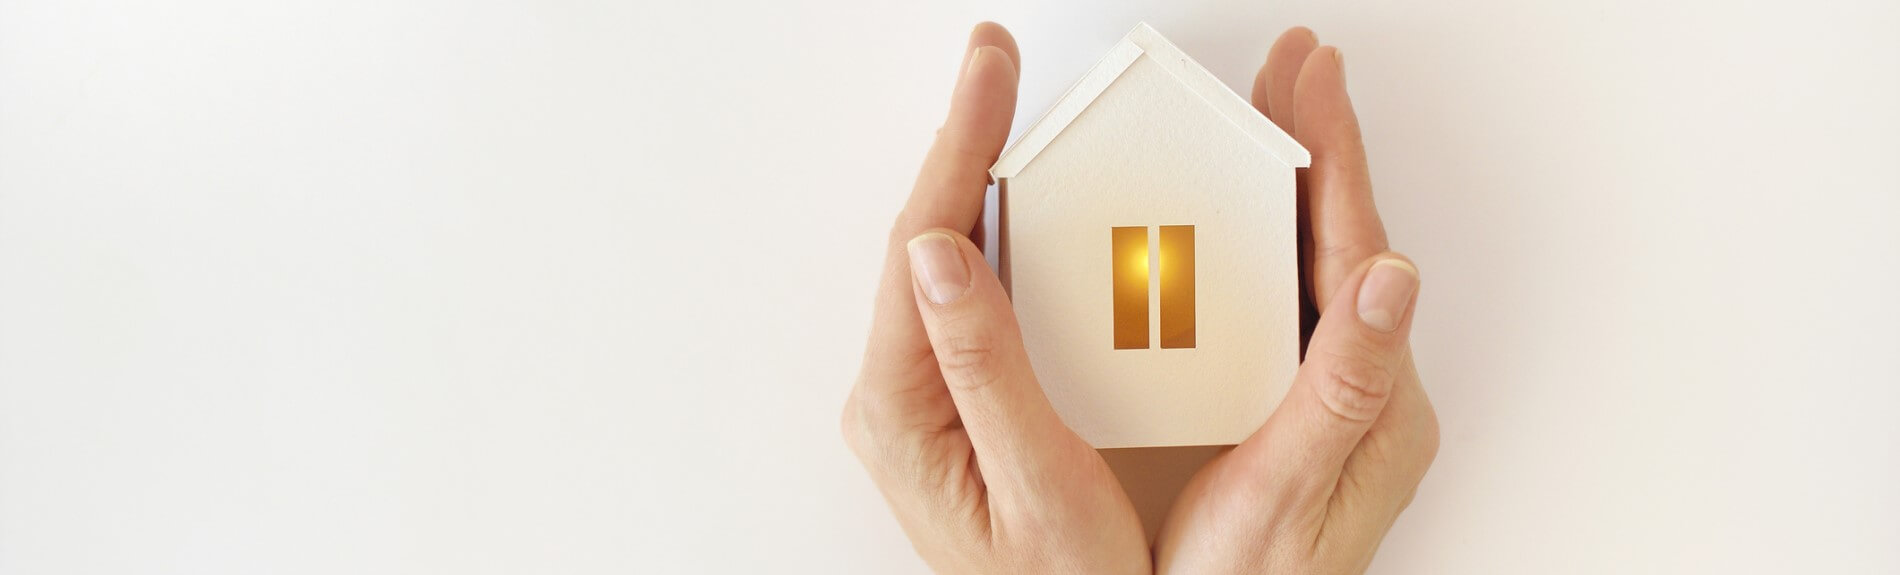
[1112,225,1194,349]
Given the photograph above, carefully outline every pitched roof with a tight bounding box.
[990,22,1311,179]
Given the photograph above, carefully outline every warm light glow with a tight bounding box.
[1112,226,1149,350]
[1112,225,1195,350]
[1159,225,1195,349]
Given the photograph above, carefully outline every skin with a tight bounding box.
[842,23,1439,574]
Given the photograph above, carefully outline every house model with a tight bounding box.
[991,23,1309,448]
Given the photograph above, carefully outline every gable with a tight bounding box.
[1007,54,1287,218]
[990,23,1310,180]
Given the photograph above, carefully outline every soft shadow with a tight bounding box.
[1098,445,1229,542]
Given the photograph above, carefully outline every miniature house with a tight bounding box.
[991,23,1309,448]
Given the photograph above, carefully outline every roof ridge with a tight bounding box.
[990,22,1310,179]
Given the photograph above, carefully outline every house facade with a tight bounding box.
[991,24,1309,448]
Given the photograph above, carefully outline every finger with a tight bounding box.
[853,28,1020,427]
[955,23,1018,254]
[1252,28,1321,343]
[905,229,1074,478]
[1252,27,1317,132]
[904,31,1020,239]
[1294,47,1389,311]
[960,21,1021,82]
[1232,253,1419,500]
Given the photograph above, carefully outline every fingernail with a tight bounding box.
[965,45,991,79]
[1356,259,1417,332]
[908,232,970,305]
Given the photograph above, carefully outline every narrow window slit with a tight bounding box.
[1111,226,1150,349]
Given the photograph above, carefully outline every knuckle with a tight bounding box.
[840,395,867,454]
[1396,483,1422,511]
[1417,406,1443,465]
[1402,360,1443,467]
[1312,343,1395,422]
[934,328,1008,394]
[842,392,938,481]
[840,393,882,461]
[841,389,904,454]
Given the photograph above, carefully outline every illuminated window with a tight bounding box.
[1111,226,1150,349]
[1158,225,1195,348]
[1113,225,1195,349]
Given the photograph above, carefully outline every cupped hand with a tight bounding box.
[844,23,1438,575]
[1150,28,1440,574]
[840,23,1151,575]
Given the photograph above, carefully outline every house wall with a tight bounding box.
[1003,54,1301,448]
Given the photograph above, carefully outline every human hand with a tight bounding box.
[1150,28,1440,574]
[840,23,1151,575]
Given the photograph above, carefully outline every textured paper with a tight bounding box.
[992,23,1309,448]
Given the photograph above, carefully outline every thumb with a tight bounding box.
[905,229,1075,475]
[1238,253,1420,495]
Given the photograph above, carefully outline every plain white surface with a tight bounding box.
[1,1,1896,573]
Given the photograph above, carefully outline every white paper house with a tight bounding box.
[991,23,1309,448]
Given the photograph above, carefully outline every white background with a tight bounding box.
[2,0,1896,573]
